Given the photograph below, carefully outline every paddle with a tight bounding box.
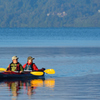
[0,68,43,76]
[44,69,55,74]
[0,68,6,72]
[30,71,44,76]
[31,69,55,75]
[0,68,55,75]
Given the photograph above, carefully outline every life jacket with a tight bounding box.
[7,62,20,71]
[24,63,34,70]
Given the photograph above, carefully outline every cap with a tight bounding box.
[12,56,19,60]
[27,56,35,60]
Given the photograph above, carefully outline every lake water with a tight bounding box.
[0,28,100,47]
[0,28,100,100]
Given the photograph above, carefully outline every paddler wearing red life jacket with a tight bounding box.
[23,56,45,71]
[6,56,24,73]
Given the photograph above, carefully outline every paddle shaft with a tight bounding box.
[0,68,55,75]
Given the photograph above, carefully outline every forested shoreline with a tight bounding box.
[0,0,100,27]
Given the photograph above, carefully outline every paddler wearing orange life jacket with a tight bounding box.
[6,56,24,73]
[23,56,45,71]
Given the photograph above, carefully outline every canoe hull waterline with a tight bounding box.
[0,71,45,80]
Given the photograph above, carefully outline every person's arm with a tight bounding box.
[33,64,39,71]
[23,64,27,69]
[33,63,45,71]
[6,65,10,71]
[19,64,24,71]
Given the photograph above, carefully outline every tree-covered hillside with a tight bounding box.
[0,0,100,27]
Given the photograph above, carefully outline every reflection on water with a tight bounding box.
[1,78,55,100]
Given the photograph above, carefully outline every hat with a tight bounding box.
[27,56,35,60]
[12,56,19,60]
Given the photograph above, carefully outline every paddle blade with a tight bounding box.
[44,69,55,74]
[30,71,44,76]
[0,68,6,72]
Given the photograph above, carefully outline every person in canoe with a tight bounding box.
[23,56,45,71]
[6,56,24,73]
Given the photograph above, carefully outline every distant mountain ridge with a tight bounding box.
[0,0,100,27]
